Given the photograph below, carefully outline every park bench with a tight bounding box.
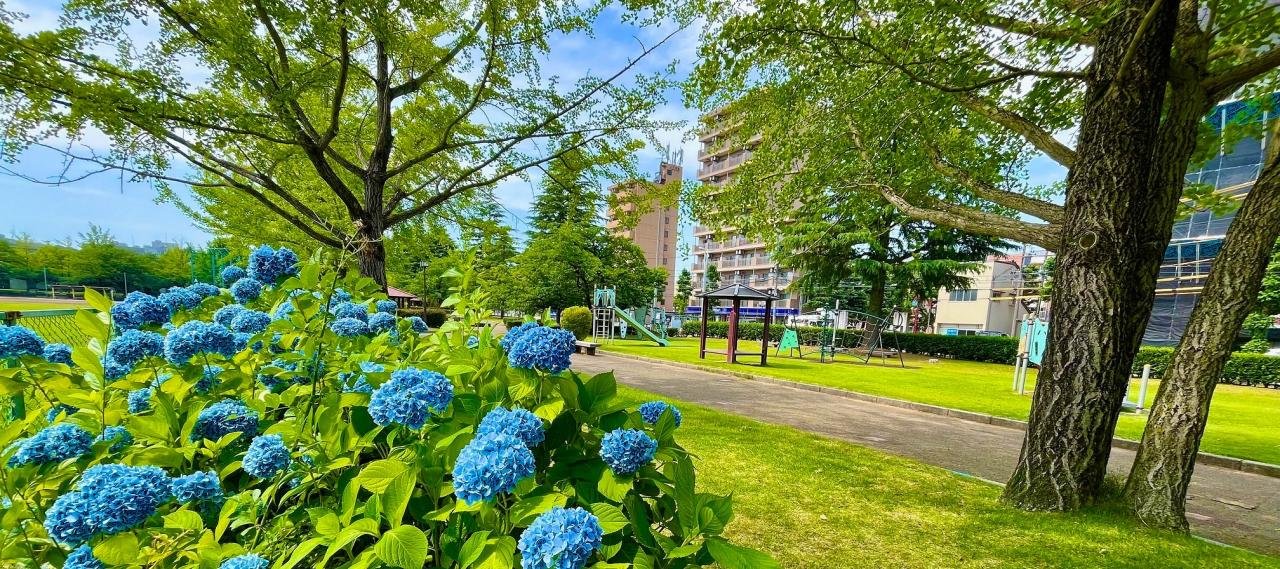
[574,340,601,356]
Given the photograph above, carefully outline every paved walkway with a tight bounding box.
[571,352,1280,555]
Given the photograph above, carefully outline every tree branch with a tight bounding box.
[971,11,1095,45]
[928,146,1065,224]
[874,183,1061,250]
[1202,45,1280,101]
[955,94,1078,167]
[389,16,484,99]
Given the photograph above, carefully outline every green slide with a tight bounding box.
[613,306,669,346]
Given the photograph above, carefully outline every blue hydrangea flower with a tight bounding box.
[451,434,535,504]
[229,310,271,334]
[95,426,132,451]
[367,312,396,334]
[115,292,170,327]
[197,365,222,394]
[109,303,143,329]
[43,464,171,545]
[500,322,536,352]
[332,302,368,321]
[368,368,454,429]
[325,288,353,310]
[213,304,247,327]
[0,325,45,359]
[242,434,290,478]
[65,544,104,569]
[107,329,164,368]
[165,321,238,365]
[467,335,480,349]
[188,282,221,298]
[272,247,300,280]
[508,326,575,374]
[192,400,259,442]
[103,356,131,380]
[220,265,246,285]
[330,317,369,337]
[171,471,223,503]
[375,299,398,314]
[7,423,93,466]
[45,403,78,422]
[220,554,269,569]
[127,387,153,413]
[477,407,544,447]
[43,342,72,364]
[518,507,603,569]
[272,301,295,320]
[407,316,429,334]
[599,429,657,475]
[637,401,682,427]
[230,277,263,303]
[159,287,203,312]
[246,245,277,282]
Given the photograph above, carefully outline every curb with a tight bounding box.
[595,349,1280,480]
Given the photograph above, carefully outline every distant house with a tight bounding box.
[387,286,420,309]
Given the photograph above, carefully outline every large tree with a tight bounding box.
[0,0,679,286]
[510,224,664,312]
[691,0,1280,512]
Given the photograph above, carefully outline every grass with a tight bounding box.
[0,298,87,311]
[614,385,1280,567]
[601,337,1280,465]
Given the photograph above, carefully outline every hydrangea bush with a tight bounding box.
[0,248,775,569]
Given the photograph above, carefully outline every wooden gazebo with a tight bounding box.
[697,283,779,366]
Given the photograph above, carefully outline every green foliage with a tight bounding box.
[0,229,194,294]
[1259,239,1280,315]
[703,265,720,292]
[421,308,450,328]
[1132,347,1280,387]
[0,252,770,568]
[509,225,665,313]
[1244,312,1274,338]
[559,307,593,340]
[1239,338,1272,354]
[680,320,1019,363]
[675,269,694,314]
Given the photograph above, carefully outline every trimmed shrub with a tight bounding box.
[421,308,448,328]
[560,306,592,340]
[683,320,1017,363]
[1131,346,1280,388]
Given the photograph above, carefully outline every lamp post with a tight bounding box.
[416,260,429,308]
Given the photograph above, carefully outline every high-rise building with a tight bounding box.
[692,109,802,316]
[607,161,681,309]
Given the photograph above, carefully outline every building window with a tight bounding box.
[948,289,978,302]
[957,329,977,336]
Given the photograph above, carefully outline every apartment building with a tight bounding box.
[933,256,1026,336]
[606,161,681,309]
[691,109,802,316]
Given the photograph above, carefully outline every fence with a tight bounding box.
[2,309,92,347]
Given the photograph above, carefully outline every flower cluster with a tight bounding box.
[230,277,263,303]
[499,322,536,352]
[368,312,396,334]
[127,387,153,413]
[106,329,164,368]
[188,282,221,298]
[192,400,259,442]
[638,401,682,427]
[220,265,246,285]
[246,245,299,284]
[111,291,170,329]
[375,299,398,314]
[7,423,93,466]
[467,335,480,349]
[242,434,290,478]
[331,317,369,337]
[368,368,454,429]
[230,310,271,334]
[95,426,133,451]
[43,342,72,364]
[0,324,45,359]
[517,507,603,569]
[159,287,203,312]
[165,321,238,365]
[599,429,657,475]
[104,356,132,380]
[213,303,247,327]
[43,464,172,545]
[507,326,576,374]
[452,433,535,504]
[220,554,270,569]
[171,471,223,503]
[64,544,103,569]
[45,403,78,421]
[407,316,429,334]
[477,407,545,447]
[331,301,368,321]
[197,365,222,394]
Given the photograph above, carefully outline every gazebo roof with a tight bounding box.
[386,286,419,300]
[698,283,779,300]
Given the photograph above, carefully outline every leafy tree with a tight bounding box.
[675,269,694,313]
[527,138,632,236]
[690,0,1280,516]
[510,225,664,313]
[703,264,721,291]
[1258,239,1280,315]
[0,0,680,286]
[386,220,457,306]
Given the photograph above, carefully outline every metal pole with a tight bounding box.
[1137,364,1152,411]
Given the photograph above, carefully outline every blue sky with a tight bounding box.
[0,2,1068,268]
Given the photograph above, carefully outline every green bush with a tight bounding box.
[560,306,592,340]
[1131,346,1280,387]
[421,307,448,328]
[1239,338,1271,353]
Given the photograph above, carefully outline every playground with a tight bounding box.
[597,337,1280,466]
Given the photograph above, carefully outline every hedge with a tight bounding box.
[398,307,449,328]
[682,320,1280,386]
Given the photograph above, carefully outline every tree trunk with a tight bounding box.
[1125,155,1280,528]
[355,217,389,288]
[1002,0,1179,510]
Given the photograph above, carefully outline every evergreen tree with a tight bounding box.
[528,141,605,236]
[704,264,721,291]
[675,269,694,313]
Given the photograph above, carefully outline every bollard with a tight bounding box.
[1137,363,1152,412]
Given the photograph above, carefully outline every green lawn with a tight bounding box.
[602,337,1280,465]
[614,386,1280,567]
[0,298,86,311]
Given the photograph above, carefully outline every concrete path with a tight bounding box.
[572,352,1280,556]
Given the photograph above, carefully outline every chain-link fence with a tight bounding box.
[2,309,92,347]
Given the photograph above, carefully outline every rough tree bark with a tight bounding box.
[1125,147,1280,529]
[1002,0,1181,510]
